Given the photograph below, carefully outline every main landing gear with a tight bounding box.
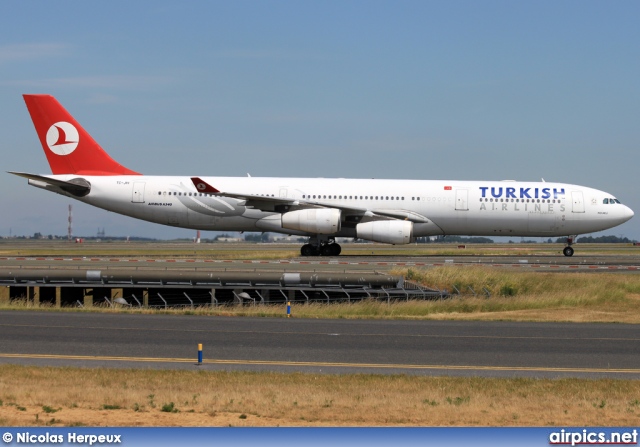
[563,236,575,257]
[300,236,342,257]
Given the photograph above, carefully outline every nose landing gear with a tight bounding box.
[563,236,575,257]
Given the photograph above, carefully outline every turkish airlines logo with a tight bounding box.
[46,122,79,156]
[196,183,206,191]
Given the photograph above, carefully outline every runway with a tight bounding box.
[0,311,638,379]
[1,254,640,274]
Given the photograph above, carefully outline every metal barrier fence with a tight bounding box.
[0,268,448,308]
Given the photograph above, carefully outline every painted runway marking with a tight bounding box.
[0,352,638,374]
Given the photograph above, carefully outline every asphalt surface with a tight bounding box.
[1,254,640,275]
[0,311,638,379]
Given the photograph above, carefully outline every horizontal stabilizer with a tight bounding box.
[8,171,91,197]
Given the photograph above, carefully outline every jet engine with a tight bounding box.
[281,209,342,234]
[356,220,413,244]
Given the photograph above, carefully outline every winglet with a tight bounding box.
[191,177,220,193]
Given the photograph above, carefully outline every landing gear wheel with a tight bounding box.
[563,246,574,257]
[320,243,342,256]
[301,244,318,256]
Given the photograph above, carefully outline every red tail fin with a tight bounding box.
[23,94,140,175]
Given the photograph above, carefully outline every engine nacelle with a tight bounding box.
[356,220,413,244]
[282,209,342,234]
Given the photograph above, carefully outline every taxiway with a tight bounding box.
[0,311,638,379]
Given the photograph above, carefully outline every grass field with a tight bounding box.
[0,365,639,427]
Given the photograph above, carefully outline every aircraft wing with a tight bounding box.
[370,209,431,223]
[190,177,430,223]
[9,172,91,197]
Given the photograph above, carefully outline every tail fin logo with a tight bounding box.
[46,122,79,156]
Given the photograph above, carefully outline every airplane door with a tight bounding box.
[279,188,288,198]
[132,182,146,203]
[571,191,585,213]
[455,189,468,211]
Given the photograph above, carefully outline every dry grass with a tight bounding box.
[0,365,639,426]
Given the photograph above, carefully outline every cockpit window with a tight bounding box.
[615,199,621,204]
[603,198,609,204]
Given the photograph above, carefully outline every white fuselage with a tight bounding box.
[35,175,634,239]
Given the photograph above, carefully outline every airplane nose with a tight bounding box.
[616,205,635,224]
[624,205,635,221]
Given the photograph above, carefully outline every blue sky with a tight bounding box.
[1,1,638,240]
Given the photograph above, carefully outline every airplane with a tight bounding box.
[9,94,634,257]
